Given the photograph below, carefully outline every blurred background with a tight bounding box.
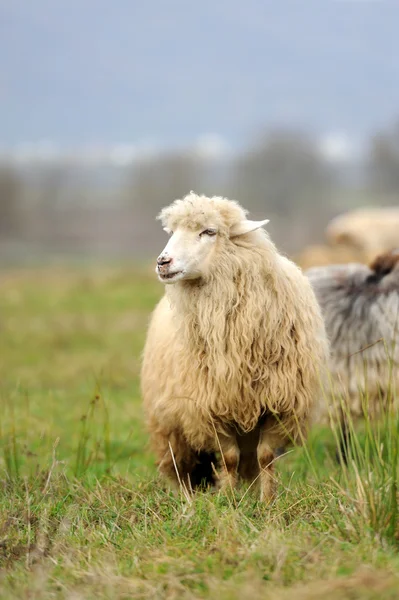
[1,0,399,267]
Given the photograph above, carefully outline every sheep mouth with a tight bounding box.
[158,270,183,282]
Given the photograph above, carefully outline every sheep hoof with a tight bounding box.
[216,473,237,494]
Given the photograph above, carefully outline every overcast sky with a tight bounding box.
[1,0,399,148]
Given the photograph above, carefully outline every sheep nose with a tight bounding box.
[157,255,172,266]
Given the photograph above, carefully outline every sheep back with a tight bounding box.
[306,259,399,416]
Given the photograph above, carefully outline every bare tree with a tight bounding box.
[129,150,204,216]
[232,129,333,211]
[230,129,335,251]
[368,120,399,197]
[0,166,24,239]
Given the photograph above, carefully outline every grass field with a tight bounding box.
[1,265,399,599]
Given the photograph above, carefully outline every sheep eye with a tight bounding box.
[200,229,217,237]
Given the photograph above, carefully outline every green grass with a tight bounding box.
[1,265,399,599]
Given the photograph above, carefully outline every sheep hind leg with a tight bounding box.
[257,421,285,503]
[217,434,240,493]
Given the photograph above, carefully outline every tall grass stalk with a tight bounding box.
[74,387,112,478]
[310,346,399,546]
[0,396,21,481]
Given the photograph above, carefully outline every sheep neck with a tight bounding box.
[165,244,279,361]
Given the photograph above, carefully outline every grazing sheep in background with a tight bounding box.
[326,207,399,261]
[295,243,365,271]
[141,192,329,502]
[306,249,399,423]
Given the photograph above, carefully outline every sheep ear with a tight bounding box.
[230,219,270,238]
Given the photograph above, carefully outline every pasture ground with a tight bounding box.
[1,266,399,599]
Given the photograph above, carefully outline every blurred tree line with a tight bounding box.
[1,118,399,264]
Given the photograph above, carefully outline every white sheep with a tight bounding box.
[326,207,399,261]
[141,192,328,501]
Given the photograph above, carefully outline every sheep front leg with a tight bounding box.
[257,421,285,503]
[217,434,240,492]
[156,430,183,484]
[156,429,196,488]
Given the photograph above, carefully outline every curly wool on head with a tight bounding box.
[157,193,249,235]
[306,248,399,417]
[141,192,329,500]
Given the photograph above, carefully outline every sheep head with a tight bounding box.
[155,192,269,284]
[368,248,399,279]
